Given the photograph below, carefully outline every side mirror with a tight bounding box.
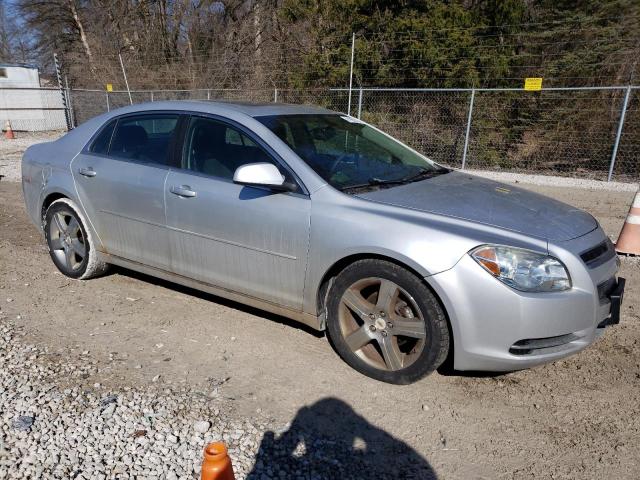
[233,163,296,192]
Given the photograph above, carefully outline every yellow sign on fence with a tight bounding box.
[106,84,113,92]
[524,77,543,91]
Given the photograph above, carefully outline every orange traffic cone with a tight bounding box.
[615,190,640,255]
[201,442,235,480]
[4,120,15,140]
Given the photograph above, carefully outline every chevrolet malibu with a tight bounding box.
[21,101,625,384]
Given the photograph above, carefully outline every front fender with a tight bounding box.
[302,188,548,316]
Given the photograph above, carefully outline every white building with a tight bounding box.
[0,63,41,87]
[0,63,67,131]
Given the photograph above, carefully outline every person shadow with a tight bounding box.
[246,397,437,480]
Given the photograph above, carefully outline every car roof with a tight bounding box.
[123,100,340,118]
[205,100,339,117]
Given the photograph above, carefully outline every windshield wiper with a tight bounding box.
[340,167,449,193]
[339,178,402,193]
[397,167,449,184]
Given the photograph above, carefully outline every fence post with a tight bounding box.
[461,88,475,169]
[347,33,355,116]
[53,53,72,131]
[608,85,632,182]
[64,76,75,129]
[357,88,363,119]
[118,53,133,105]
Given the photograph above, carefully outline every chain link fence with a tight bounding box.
[68,88,350,126]
[347,86,639,182]
[1,85,638,182]
[0,87,68,131]
[616,87,640,180]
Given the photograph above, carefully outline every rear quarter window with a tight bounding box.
[89,120,116,155]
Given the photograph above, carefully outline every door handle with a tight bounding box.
[170,185,197,198]
[78,167,97,178]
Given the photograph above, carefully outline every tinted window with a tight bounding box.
[183,117,278,180]
[225,128,256,147]
[89,120,116,155]
[109,114,179,165]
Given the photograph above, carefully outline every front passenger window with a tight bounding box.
[184,117,279,180]
[109,114,179,165]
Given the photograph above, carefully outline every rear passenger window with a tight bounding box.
[109,114,179,165]
[89,120,116,155]
[183,117,279,180]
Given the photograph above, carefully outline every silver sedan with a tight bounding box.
[21,101,625,384]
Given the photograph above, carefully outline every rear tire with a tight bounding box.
[326,259,449,384]
[44,198,108,279]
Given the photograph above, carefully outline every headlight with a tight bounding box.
[470,245,571,292]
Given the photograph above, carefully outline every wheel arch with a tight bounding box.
[40,184,83,228]
[315,252,452,335]
[41,191,69,224]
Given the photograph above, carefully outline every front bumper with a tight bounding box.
[426,250,622,372]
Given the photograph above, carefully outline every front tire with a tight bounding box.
[326,259,449,384]
[44,198,108,279]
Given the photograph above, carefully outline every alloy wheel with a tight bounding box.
[337,277,427,371]
[49,210,86,272]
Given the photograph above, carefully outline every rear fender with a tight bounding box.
[38,174,105,252]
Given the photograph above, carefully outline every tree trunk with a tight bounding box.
[67,0,96,75]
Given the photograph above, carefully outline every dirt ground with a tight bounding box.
[1,178,639,479]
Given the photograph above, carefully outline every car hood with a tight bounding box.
[356,172,597,241]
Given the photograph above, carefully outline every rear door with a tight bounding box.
[164,115,311,309]
[71,112,181,269]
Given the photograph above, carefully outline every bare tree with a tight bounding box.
[67,0,95,74]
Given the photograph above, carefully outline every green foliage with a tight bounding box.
[282,0,639,88]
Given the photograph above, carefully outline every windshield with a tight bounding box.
[256,114,447,192]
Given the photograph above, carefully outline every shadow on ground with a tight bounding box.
[112,266,324,338]
[246,397,436,479]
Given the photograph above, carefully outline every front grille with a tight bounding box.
[580,240,616,268]
[509,333,581,356]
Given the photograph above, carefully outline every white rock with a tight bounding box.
[193,421,210,434]
[101,403,116,418]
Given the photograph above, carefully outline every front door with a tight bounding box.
[71,112,181,269]
[165,115,311,309]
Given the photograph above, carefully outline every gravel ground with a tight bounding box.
[471,169,639,192]
[0,308,433,479]
[1,134,640,479]
[0,319,266,479]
